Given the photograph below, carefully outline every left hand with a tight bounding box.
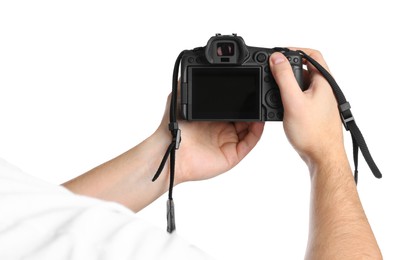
[157,95,265,185]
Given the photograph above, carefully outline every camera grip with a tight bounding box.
[283,51,304,91]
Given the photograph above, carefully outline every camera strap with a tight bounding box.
[292,49,383,183]
[151,50,185,233]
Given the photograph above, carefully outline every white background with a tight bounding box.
[1,0,407,259]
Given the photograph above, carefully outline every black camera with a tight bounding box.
[180,34,305,121]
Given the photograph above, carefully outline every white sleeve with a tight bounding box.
[0,158,215,260]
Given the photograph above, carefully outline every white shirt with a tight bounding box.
[0,158,214,260]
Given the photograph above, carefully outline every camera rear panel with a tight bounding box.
[180,46,303,121]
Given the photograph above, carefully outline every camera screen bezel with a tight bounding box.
[187,66,262,121]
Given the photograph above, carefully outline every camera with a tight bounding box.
[180,34,305,121]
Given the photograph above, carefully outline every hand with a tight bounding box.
[268,49,382,259]
[269,49,345,167]
[156,95,265,185]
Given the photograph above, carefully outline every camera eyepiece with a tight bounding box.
[204,34,249,65]
[217,42,235,56]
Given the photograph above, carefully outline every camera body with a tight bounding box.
[180,34,305,121]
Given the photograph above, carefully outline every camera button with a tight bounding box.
[266,89,283,109]
[188,57,195,63]
[264,76,271,83]
[255,52,267,63]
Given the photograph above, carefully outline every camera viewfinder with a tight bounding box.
[217,42,235,56]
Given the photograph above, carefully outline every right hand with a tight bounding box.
[269,49,345,167]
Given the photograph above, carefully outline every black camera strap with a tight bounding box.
[153,48,382,233]
[152,50,185,233]
[293,49,383,183]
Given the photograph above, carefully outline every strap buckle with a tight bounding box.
[169,122,182,149]
[339,102,354,131]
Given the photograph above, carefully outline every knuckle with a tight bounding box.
[308,49,324,60]
[302,48,330,71]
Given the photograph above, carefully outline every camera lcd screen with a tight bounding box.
[190,67,261,120]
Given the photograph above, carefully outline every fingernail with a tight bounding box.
[270,52,286,65]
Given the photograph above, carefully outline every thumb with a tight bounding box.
[269,52,303,109]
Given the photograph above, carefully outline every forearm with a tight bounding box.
[62,128,173,212]
[305,151,382,259]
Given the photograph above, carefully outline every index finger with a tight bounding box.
[288,47,330,72]
[288,47,332,90]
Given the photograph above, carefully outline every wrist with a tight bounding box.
[149,126,186,186]
[305,146,351,180]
